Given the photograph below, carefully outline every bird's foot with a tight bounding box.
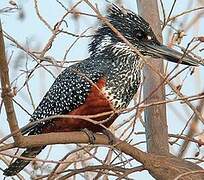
[101,129,116,145]
[81,128,116,145]
[82,128,96,144]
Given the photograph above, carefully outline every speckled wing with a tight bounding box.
[28,63,102,135]
[3,61,104,176]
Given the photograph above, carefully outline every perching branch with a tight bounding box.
[1,132,204,180]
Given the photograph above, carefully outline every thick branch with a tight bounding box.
[0,22,22,144]
[137,0,169,155]
[2,132,203,180]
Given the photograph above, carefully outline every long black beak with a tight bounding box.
[145,43,203,66]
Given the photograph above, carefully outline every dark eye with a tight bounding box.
[134,30,152,41]
[134,31,145,39]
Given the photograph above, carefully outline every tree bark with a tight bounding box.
[136,0,169,155]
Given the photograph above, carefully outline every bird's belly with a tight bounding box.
[42,78,118,133]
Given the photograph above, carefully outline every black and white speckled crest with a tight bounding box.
[89,4,160,56]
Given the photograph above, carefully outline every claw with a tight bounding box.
[82,128,96,144]
[81,128,116,145]
[101,129,116,145]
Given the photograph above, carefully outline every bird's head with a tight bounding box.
[89,4,200,66]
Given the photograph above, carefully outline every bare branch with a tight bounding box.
[0,22,22,144]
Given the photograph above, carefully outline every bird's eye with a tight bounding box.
[134,31,145,40]
[134,30,152,41]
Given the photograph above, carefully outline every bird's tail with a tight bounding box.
[3,146,44,176]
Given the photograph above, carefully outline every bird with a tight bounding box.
[3,4,202,176]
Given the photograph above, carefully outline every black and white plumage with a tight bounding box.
[4,5,199,176]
